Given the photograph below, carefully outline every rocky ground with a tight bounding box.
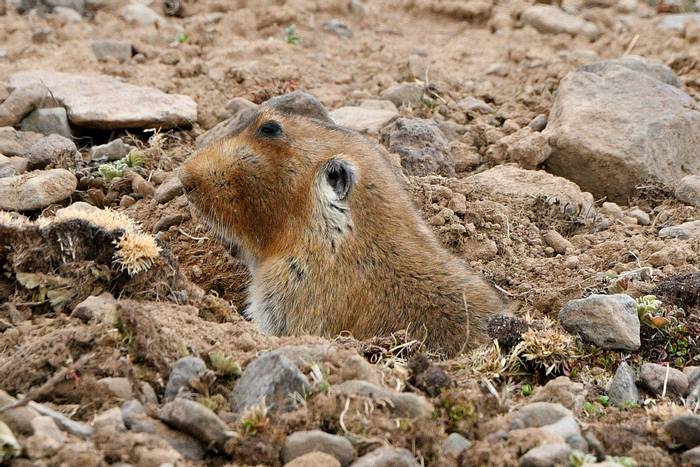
[1,0,700,465]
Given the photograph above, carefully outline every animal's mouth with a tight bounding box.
[186,197,241,254]
[184,190,258,270]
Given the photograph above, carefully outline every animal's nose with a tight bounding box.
[178,167,196,193]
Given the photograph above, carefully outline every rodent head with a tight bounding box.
[180,108,366,267]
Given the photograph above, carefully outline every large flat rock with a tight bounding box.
[544,61,700,202]
[8,70,197,130]
[0,169,77,211]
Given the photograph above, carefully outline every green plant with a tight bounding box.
[583,401,603,417]
[570,453,637,467]
[605,457,637,467]
[597,395,610,407]
[309,362,330,393]
[636,295,664,326]
[511,318,579,376]
[208,351,241,377]
[569,451,597,467]
[98,150,145,181]
[176,32,189,43]
[622,400,638,410]
[239,401,269,435]
[284,25,300,44]
[197,394,229,412]
[521,384,533,396]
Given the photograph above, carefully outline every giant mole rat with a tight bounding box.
[179,105,507,356]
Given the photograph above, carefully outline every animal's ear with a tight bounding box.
[319,158,357,201]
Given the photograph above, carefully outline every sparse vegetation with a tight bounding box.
[209,350,242,377]
[98,150,145,181]
[284,25,300,45]
[239,401,269,436]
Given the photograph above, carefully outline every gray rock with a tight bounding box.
[543,63,700,203]
[0,127,43,157]
[122,400,205,460]
[442,432,472,458]
[282,430,354,466]
[0,390,40,435]
[97,377,132,400]
[334,380,433,419]
[91,40,132,62]
[487,127,551,169]
[540,415,581,443]
[157,399,230,447]
[579,56,680,87]
[139,382,158,405]
[676,175,700,208]
[24,432,62,459]
[457,96,494,114]
[0,155,28,178]
[687,368,700,403]
[640,363,688,397]
[44,0,85,13]
[28,401,93,438]
[122,3,165,26]
[263,91,332,123]
[519,443,572,467]
[381,83,426,108]
[657,12,700,31]
[20,107,72,138]
[664,414,700,448]
[530,376,586,412]
[359,99,398,112]
[53,5,82,22]
[25,134,77,169]
[230,352,311,413]
[153,213,188,233]
[659,220,700,240]
[521,5,599,39]
[606,362,639,407]
[90,138,134,162]
[467,165,595,216]
[30,416,65,444]
[528,114,548,132]
[322,19,353,38]
[601,202,624,220]
[0,168,77,211]
[682,446,700,465]
[0,83,50,127]
[92,407,125,432]
[542,230,573,255]
[155,174,184,204]
[285,452,342,467]
[8,70,196,130]
[164,356,207,401]
[626,208,650,225]
[558,294,640,351]
[512,402,573,428]
[380,118,454,177]
[350,447,419,467]
[330,106,398,134]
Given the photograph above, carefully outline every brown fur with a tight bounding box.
[179,108,507,357]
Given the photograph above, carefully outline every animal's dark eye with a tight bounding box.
[257,120,283,138]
